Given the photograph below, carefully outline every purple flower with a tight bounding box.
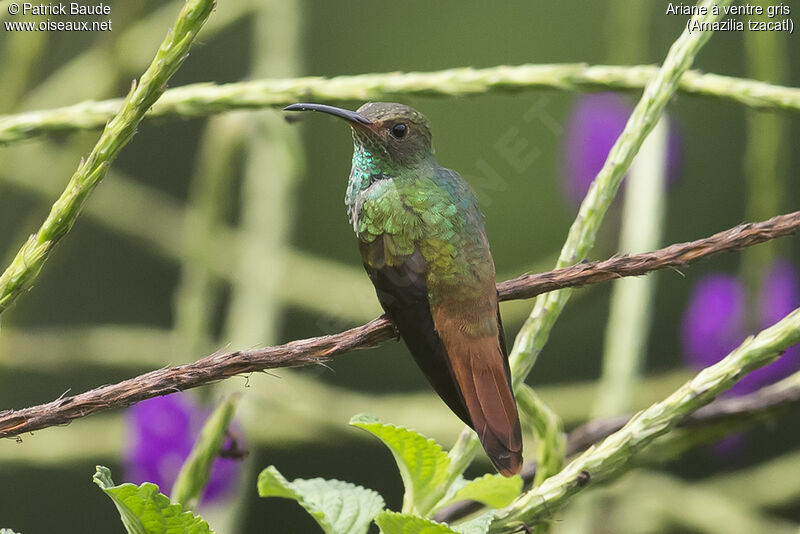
[125,393,241,503]
[681,260,799,455]
[682,260,800,395]
[562,93,681,206]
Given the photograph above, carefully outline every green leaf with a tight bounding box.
[93,466,213,534]
[374,511,458,534]
[439,473,522,510]
[257,466,384,534]
[451,512,495,534]
[171,393,240,509]
[350,414,450,515]
[374,511,494,534]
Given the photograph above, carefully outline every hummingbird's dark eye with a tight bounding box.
[390,123,407,139]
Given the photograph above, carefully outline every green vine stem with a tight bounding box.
[517,385,565,486]
[1,64,799,144]
[566,8,667,532]
[173,115,244,362]
[0,0,216,314]
[214,5,303,529]
[223,0,302,349]
[740,3,788,328]
[170,393,240,510]
[491,306,800,531]
[594,117,669,417]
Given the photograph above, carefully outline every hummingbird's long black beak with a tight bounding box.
[283,103,372,126]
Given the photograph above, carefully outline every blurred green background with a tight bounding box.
[0,0,798,532]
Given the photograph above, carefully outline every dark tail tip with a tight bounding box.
[491,449,523,477]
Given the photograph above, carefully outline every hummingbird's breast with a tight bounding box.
[345,146,391,232]
[349,166,494,303]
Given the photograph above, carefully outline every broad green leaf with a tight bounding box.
[171,393,240,509]
[350,414,450,515]
[452,512,495,534]
[375,510,493,534]
[93,466,213,534]
[257,466,384,534]
[438,473,522,510]
[374,511,458,534]
[438,475,468,506]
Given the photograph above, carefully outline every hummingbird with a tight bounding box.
[284,102,523,476]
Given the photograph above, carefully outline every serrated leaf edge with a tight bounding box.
[350,415,451,514]
[258,466,384,534]
[374,510,459,534]
[93,466,212,534]
[437,473,522,510]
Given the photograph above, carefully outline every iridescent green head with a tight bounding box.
[284,102,434,169]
